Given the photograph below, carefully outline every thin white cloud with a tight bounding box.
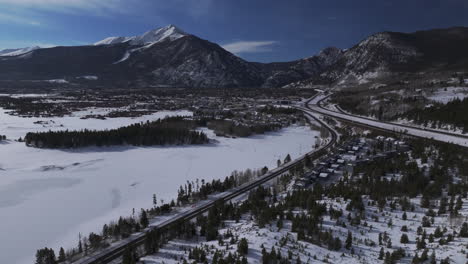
[222,41,278,54]
[0,0,213,18]
[0,0,128,16]
[0,12,41,26]
[0,0,117,9]
[0,0,215,29]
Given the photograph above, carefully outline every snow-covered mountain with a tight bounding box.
[94,25,187,46]
[0,46,40,57]
[288,27,468,87]
[1,26,468,88]
[322,32,422,84]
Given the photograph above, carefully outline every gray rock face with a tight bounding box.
[262,47,344,87]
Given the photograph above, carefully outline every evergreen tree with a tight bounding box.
[237,238,249,255]
[35,248,57,264]
[58,247,66,262]
[378,247,384,260]
[400,234,409,244]
[412,253,420,264]
[78,234,83,254]
[152,194,157,207]
[430,251,436,264]
[460,222,468,237]
[140,209,149,228]
[345,231,353,250]
[122,247,135,264]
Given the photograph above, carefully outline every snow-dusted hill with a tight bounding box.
[0,46,40,57]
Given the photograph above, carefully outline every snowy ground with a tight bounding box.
[143,196,468,264]
[0,107,319,264]
[426,87,468,104]
[395,118,467,136]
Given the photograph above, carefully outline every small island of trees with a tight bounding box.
[24,116,209,149]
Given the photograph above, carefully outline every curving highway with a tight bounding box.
[304,92,468,148]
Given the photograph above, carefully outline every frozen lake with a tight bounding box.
[0,108,319,264]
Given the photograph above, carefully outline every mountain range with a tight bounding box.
[1,25,467,88]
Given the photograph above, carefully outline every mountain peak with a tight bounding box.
[94,25,188,46]
[131,24,187,45]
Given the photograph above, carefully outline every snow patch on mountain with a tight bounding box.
[130,24,186,45]
[46,79,69,84]
[77,75,98,80]
[94,37,133,46]
[94,25,187,46]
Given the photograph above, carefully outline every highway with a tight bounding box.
[71,107,339,264]
[303,92,468,147]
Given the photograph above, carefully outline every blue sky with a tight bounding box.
[0,0,467,62]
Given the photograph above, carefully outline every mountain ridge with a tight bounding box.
[1,25,467,88]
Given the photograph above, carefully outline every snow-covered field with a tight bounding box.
[0,107,318,264]
[427,87,468,104]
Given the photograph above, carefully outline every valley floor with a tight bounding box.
[0,107,319,264]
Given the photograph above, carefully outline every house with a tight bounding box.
[319,173,329,178]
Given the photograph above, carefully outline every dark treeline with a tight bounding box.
[399,97,468,133]
[0,134,6,141]
[207,119,282,138]
[177,168,266,204]
[258,105,300,115]
[331,91,371,117]
[24,116,209,148]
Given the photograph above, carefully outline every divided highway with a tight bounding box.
[304,92,468,148]
[71,108,339,264]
